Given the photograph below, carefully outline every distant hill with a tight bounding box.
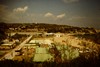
[0,22,8,40]
[5,23,98,33]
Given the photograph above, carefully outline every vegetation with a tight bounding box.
[6,23,97,33]
[49,44,80,62]
[10,33,28,40]
[0,55,100,67]
[0,22,8,40]
[0,22,100,67]
[73,32,100,44]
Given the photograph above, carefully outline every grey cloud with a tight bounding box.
[62,0,80,3]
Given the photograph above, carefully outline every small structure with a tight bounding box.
[8,33,16,37]
[54,33,64,37]
[45,33,54,37]
[15,49,22,56]
[0,42,15,50]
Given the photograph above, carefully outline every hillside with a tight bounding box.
[1,22,97,33]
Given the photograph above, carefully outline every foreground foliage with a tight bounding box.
[0,55,100,67]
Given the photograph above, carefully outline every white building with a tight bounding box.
[54,33,64,37]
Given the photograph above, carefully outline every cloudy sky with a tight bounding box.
[0,0,100,29]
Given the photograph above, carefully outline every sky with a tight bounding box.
[0,0,100,29]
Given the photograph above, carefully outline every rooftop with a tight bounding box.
[1,42,15,46]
